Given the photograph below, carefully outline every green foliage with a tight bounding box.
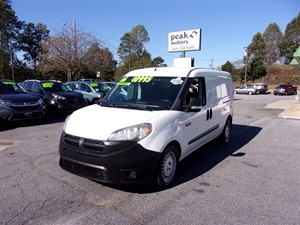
[81,43,117,81]
[117,25,150,71]
[221,61,234,73]
[248,57,266,82]
[152,56,165,67]
[248,32,266,61]
[279,12,300,64]
[0,0,21,79]
[19,22,49,69]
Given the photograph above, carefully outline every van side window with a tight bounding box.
[183,77,206,107]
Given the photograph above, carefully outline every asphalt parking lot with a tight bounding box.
[0,94,300,225]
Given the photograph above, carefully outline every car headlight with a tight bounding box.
[108,123,152,141]
[0,100,12,106]
[52,93,65,100]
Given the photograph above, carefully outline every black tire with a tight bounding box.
[248,91,253,95]
[92,98,100,104]
[219,119,232,144]
[156,145,178,188]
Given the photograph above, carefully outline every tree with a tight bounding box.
[0,0,22,79]
[117,25,150,71]
[248,57,266,82]
[221,61,235,74]
[248,32,266,61]
[19,22,49,70]
[263,23,282,65]
[38,24,102,81]
[81,42,117,81]
[152,56,165,67]
[279,12,300,64]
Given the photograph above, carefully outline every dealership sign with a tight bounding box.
[168,29,201,52]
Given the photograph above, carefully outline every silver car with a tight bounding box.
[251,83,268,94]
[65,81,111,104]
[234,85,258,95]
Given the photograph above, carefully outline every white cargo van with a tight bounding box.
[59,67,233,188]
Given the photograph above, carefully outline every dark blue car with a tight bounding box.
[0,80,46,121]
[19,79,87,114]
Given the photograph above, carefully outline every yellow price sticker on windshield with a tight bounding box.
[42,82,54,88]
[90,82,98,87]
[131,76,153,83]
[119,76,128,83]
[3,81,16,85]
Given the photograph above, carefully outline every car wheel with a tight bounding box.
[234,91,237,94]
[156,145,178,188]
[219,119,231,144]
[248,91,253,95]
[92,98,100,104]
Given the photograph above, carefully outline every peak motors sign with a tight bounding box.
[168,28,201,52]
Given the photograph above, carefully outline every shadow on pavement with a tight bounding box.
[0,113,69,132]
[103,124,262,194]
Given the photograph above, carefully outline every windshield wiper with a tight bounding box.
[112,104,151,111]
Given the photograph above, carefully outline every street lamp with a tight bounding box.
[244,47,248,85]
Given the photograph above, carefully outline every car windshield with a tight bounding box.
[0,81,27,94]
[101,76,185,111]
[89,82,111,92]
[41,82,73,92]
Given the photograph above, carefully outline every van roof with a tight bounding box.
[126,67,231,78]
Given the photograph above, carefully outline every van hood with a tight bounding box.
[65,104,165,140]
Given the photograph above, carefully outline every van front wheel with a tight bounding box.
[156,145,178,188]
[219,119,232,144]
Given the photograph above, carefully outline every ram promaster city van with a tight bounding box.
[59,67,233,188]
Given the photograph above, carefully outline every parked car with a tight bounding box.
[19,80,87,113]
[273,84,297,95]
[78,78,95,82]
[0,80,46,121]
[233,85,258,95]
[65,81,111,104]
[251,83,268,94]
[102,81,117,88]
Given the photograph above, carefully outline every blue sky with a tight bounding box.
[11,0,300,68]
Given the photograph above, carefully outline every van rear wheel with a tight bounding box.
[156,145,178,188]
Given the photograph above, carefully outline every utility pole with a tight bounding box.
[244,47,248,85]
[10,40,14,81]
[73,21,77,63]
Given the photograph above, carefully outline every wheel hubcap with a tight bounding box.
[161,152,176,183]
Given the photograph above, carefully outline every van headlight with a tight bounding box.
[108,123,152,141]
[63,115,71,131]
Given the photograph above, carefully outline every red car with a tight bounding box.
[273,84,297,95]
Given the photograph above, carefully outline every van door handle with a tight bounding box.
[206,109,212,120]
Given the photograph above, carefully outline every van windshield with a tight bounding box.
[102,76,185,110]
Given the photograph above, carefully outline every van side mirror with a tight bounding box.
[189,96,202,111]
[182,97,202,112]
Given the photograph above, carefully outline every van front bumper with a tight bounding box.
[59,131,161,185]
